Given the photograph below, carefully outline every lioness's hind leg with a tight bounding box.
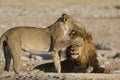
[3,41,12,72]
[8,37,22,74]
[10,46,21,74]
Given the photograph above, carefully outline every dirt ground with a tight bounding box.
[0,0,120,80]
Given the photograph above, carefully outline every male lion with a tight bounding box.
[65,27,100,73]
[0,14,84,74]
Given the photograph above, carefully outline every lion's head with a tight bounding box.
[49,13,85,51]
[65,26,99,72]
[49,13,79,39]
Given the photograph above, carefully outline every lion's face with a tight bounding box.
[61,13,75,29]
[65,44,83,59]
[49,13,84,50]
[59,13,78,40]
[56,13,75,30]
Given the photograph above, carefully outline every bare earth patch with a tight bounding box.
[0,0,120,80]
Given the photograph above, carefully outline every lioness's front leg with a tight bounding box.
[51,50,61,73]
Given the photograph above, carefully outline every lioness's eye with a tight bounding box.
[69,30,78,39]
[71,30,77,36]
[72,31,75,34]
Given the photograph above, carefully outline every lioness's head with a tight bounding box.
[56,13,75,28]
[49,13,78,39]
[49,13,85,50]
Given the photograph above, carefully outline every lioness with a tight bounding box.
[0,14,84,74]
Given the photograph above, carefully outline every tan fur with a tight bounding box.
[65,26,99,73]
[0,13,84,74]
[32,26,104,73]
[32,26,100,73]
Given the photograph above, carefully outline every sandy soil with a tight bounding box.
[0,0,120,80]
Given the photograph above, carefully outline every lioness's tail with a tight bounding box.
[0,31,8,54]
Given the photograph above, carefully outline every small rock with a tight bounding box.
[113,53,120,59]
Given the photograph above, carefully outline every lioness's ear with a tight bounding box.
[62,13,67,17]
[62,13,69,22]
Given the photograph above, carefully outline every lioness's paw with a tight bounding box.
[29,69,44,74]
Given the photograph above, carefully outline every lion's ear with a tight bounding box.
[62,13,67,17]
[87,33,92,41]
[62,13,69,22]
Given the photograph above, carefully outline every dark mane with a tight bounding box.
[73,24,93,43]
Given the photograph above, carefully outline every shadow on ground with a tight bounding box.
[33,59,105,73]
